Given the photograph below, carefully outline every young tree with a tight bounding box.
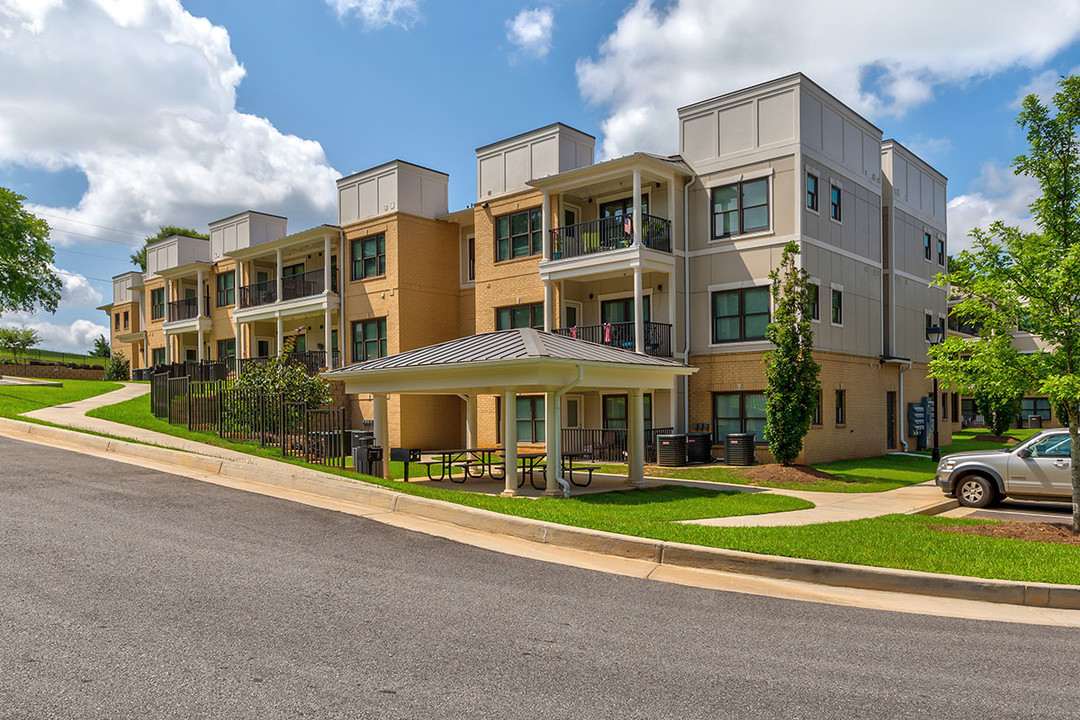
[0,327,41,365]
[103,350,130,382]
[90,334,112,358]
[130,225,209,271]
[762,241,821,465]
[930,75,1080,530]
[0,187,62,313]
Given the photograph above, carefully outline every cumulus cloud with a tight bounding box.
[0,315,108,354]
[0,0,339,248]
[577,0,1080,158]
[947,162,1039,254]
[1011,66,1080,108]
[325,0,420,29]
[507,7,554,59]
[56,269,104,308]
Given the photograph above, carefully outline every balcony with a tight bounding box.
[554,321,672,357]
[239,279,276,309]
[167,296,207,322]
[550,214,672,261]
[239,270,327,309]
[237,350,338,376]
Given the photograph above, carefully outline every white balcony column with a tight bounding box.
[163,280,172,362]
[373,393,390,480]
[544,390,563,497]
[323,234,332,294]
[633,265,644,354]
[501,389,518,497]
[233,261,243,362]
[276,315,284,354]
[632,169,643,247]
[465,395,478,448]
[628,388,646,487]
[196,268,205,317]
[541,190,551,261]
[197,330,205,362]
[543,280,553,332]
[275,248,283,303]
[324,307,333,369]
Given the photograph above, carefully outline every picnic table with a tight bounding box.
[515,452,548,490]
[420,448,505,484]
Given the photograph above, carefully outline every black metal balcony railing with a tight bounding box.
[166,296,207,322]
[282,270,325,302]
[550,213,672,260]
[236,350,337,377]
[239,279,276,309]
[554,321,672,357]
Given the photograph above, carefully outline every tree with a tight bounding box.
[0,327,41,365]
[103,349,130,382]
[974,391,1022,438]
[234,328,330,409]
[0,187,61,314]
[90,334,111,358]
[131,225,208,271]
[930,75,1080,531]
[762,241,821,465]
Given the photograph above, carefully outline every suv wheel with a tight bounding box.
[956,475,995,508]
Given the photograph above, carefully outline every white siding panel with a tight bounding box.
[843,120,862,170]
[718,102,754,155]
[801,93,823,151]
[377,173,397,214]
[479,155,504,198]
[757,90,794,146]
[358,178,378,219]
[920,170,934,214]
[339,184,359,225]
[823,107,843,161]
[505,145,531,190]
[531,136,558,179]
[682,114,716,161]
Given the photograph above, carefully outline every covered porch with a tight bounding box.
[325,328,695,496]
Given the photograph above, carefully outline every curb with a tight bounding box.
[3,416,1078,611]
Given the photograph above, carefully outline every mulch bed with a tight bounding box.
[731,463,840,486]
[933,522,1080,545]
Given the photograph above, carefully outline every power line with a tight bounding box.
[53,246,132,263]
[53,268,116,284]
[47,225,142,248]
[37,212,145,238]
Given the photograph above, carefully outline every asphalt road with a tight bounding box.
[965,499,1075,525]
[2,435,1079,720]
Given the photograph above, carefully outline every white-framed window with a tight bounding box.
[923,231,932,262]
[830,285,844,326]
[806,173,819,212]
[829,184,842,222]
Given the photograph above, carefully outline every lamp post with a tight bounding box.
[926,324,945,462]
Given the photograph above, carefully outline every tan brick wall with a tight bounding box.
[143,276,166,362]
[0,364,105,381]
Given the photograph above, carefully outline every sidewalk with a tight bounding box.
[23,382,956,527]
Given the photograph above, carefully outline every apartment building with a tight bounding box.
[105,73,952,463]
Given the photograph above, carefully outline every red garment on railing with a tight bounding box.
[603,323,612,342]
[570,326,578,339]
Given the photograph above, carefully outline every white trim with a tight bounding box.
[707,279,769,293]
[800,236,882,269]
[563,393,583,429]
[706,340,773,351]
[460,233,475,289]
[563,299,583,327]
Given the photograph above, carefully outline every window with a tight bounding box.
[601,297,649,324]
[831,289,843,325]
[711,287,769,343]
[942,392,949,420]
[467,237,475,282]
[830,184,842,221]
[151,288,165,320]
[1025,434,1071,458]
[496,303,543,330]
[603,394,652,431]
[217,338,235,360]
[951,393,959,421]
[937,238,945,266]
[1020,398,1052,423]
[835,390,846,425]
[925,312,934,336]
[712,392,766,444]
[806,173,819,211]
[352,233,386,280]
[123,311,129,329]
[599,196,649,218]
[812,389,822,426]
[923,232,932,261]
[352,318,387,362]
[711,178,769,238]
[495,207,542,261]
[152,347,166,365]
[809,284,820,321]
[216,271,235,307]
[516,396,545,443]
[114,313,121,330]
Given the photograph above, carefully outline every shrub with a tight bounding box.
[103,350,130,382]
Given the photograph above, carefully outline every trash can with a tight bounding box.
[353,445,383,476]
[656,434,687,467]
[686,432,713,464]
[725,433,756,466]
[1028,415,1043,429]
[345,430,375,459]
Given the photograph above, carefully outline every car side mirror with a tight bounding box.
[1016,448,1031,459]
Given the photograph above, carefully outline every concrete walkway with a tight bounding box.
[23,382,956,527]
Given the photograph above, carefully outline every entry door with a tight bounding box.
[886,392,896,450]
[564,301,582,329]
[564,395,583,429]
[257,339,271,358]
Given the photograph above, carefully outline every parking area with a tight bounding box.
[940,499,1074,526]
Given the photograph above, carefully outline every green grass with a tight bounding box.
[0,379,122,420]
[910,427,1041,456]
[0,349,107,368]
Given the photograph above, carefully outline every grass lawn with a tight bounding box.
[910,427,1041,456]
[1,349,108,367]
[0,379,122,420]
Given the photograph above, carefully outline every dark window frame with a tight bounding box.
[152,347,166,365]
[351,233,386,281]
[515,395,546,443]
[216,338,236,361]
[151,288,165,321]
[495,207,543,262]
[806,173,819,212]
[829,184,842,222]
[216,270,235,307]
[352,317,388,363]
[122,310,129,329]
[711,286,770,344]
[937,237,946,266]
[831,289,843,325]
[602,394,653,431]
[495,302,544,331]
[712,391,767,445]
[835,389,846,426]
[809,283,820,321]
[811,389,823,426]
[711,178,770,239]
[924,232,932,261]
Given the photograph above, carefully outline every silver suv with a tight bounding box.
[936,429,1074,508]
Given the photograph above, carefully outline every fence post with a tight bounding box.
[187,384,194,431]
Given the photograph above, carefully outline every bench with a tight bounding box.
[567,464,601,488]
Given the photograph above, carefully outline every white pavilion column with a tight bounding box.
[324,307,333,368]
[276,315,284,354]
[632,169,643,247]
[544,390,562,496]
[373,392,390,480]
[465,395,478,448]
[628,388,645,487]
[501,389,518,496]
[633,265,644,354]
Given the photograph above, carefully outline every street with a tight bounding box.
[1,435,1078,719]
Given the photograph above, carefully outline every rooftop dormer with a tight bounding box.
[145,234,211,276]
[208,210,288,261]
[476,122,594,201]
[336,160,449,226]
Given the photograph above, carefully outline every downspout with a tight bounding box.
[681,174,696,433]
[898,360,912,451]
[553,365,585,498]
[338,228,346,369]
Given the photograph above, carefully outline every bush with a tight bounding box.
[103,350,130,382]
[234,330,330,409]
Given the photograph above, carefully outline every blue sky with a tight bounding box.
[1,0,1079,351]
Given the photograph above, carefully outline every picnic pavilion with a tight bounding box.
[324,328,696,496]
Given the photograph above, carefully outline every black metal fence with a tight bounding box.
[149,372,345,468]
[561,426,673,463]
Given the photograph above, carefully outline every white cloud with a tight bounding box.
[0,315,108,354]
[1011,65,1080,108]
[56,269,104,308]
[507,7,554,59]
[900,135,952,166]
[0,0,339,248]
[326,0,420,29]
[577,0,1080,158]
[947,162,1039,253]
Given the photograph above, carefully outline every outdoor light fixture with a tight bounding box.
[925,324,945,462]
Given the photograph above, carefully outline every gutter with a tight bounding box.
[552,365,585,498]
